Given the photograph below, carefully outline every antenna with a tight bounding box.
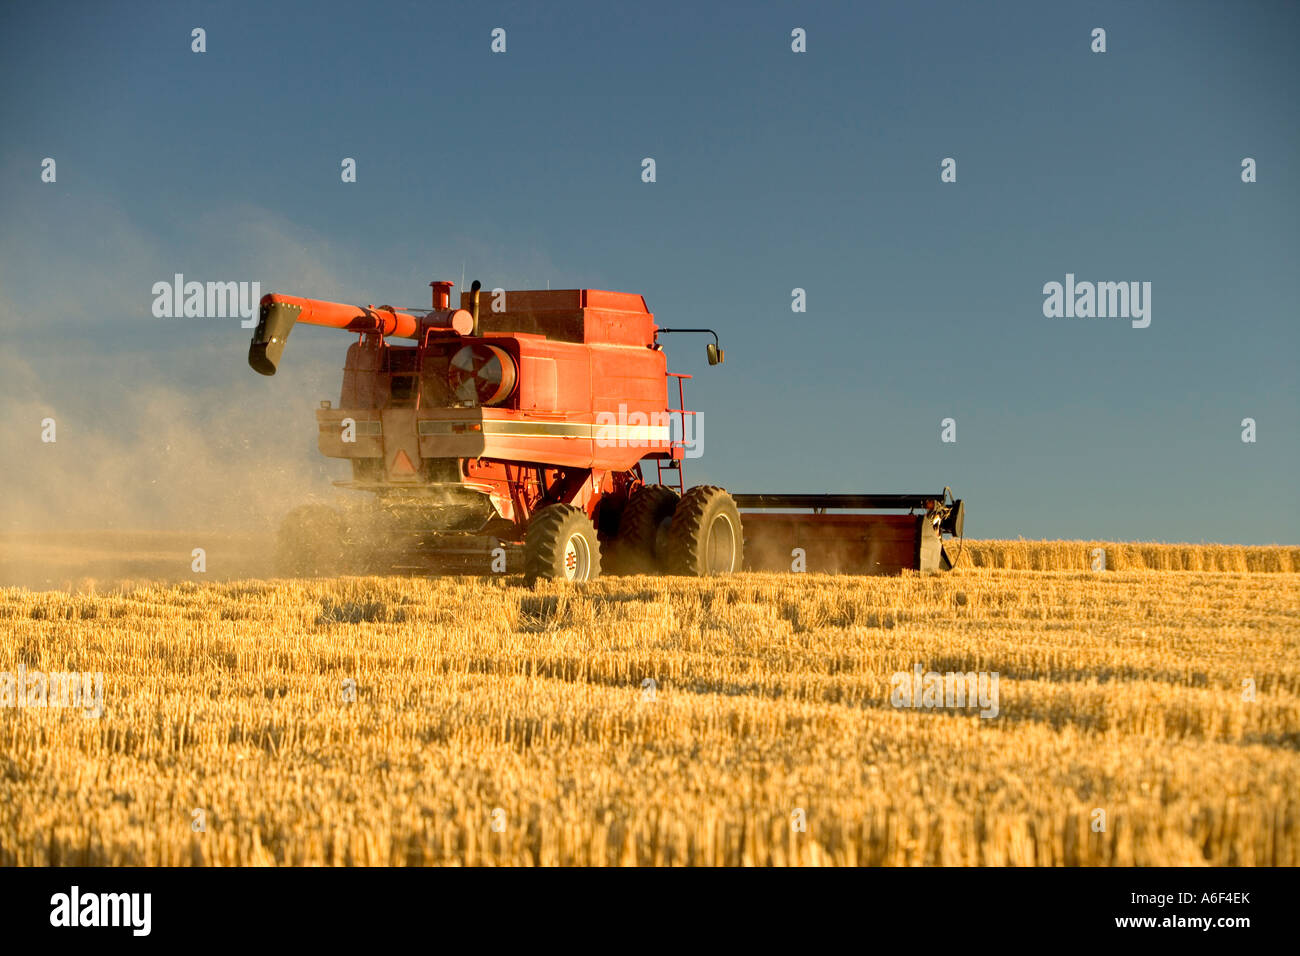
[460,261,465,297]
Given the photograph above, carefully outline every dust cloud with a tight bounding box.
[0,346,350,588]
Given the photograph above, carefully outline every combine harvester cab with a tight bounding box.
[248,278,963,581]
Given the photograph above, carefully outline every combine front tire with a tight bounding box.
[612,484,679,574]
[275,504,348,576]
[665,485,743,576]
[524,504,602,584]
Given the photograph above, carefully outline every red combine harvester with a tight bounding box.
[248,279,964,581]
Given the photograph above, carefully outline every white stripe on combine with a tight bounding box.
[418,421,670,441]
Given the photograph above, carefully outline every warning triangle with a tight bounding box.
[391,449,416,474]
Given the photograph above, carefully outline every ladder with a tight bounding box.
[655,372,694,494]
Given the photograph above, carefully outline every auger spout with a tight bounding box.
[248,292,472,375]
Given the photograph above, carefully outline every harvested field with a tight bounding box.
[1,554,1297,865]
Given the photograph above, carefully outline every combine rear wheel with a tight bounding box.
[666,485,743,576]
[611,484,679,574]
[275,504,348,576]
[524,504,602,584]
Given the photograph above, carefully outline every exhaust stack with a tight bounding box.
[430,280,454,310]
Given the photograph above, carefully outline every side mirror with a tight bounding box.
[706,342,724,365]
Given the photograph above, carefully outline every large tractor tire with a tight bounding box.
[524,504,602,584]
[275,504,348,576]
[665,485,744,576]
[611,484,680,574]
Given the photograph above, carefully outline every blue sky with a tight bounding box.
[1,0,1296,541]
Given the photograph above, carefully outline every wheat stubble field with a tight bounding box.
[1,538,1298,866]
